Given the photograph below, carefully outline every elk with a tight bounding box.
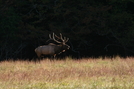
[35,33,70,58]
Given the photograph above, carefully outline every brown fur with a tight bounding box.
[35,33,70,58]
[35,44,69,58]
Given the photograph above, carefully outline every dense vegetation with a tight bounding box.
[0,0,134,60]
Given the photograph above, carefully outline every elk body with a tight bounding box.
[35,33,70,58]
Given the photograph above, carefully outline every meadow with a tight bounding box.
[0,57,134,89]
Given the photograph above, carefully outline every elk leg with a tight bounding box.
[37,53,41,58]
[54,54,56,59]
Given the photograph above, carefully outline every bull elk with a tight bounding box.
[35,33,70,58]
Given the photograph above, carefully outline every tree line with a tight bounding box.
[0,0,134,60]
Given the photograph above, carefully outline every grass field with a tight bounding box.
[0,57,134,89]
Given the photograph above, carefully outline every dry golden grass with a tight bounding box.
[0,57,134,89]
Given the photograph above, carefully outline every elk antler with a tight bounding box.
[65,37,69,43]
[49,33,61,43]
[48,33,69,43]
[55,33,69,43]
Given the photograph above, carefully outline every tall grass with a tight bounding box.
[0,57,134,89]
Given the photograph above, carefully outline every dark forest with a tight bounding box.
[0,0,134,60]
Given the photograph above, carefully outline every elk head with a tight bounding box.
[49,33,70,53]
